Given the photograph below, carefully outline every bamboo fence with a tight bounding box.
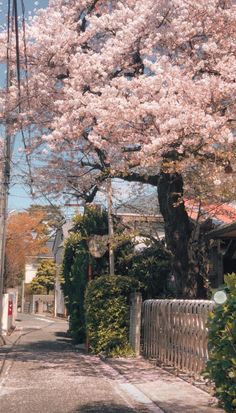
[142,299,215,376]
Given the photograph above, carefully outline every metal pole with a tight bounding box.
[0,165,5,340]
[54,277,57,318]
[0,0,13,338]
[21,278,25,313]
[108,179,115,276]
[0,127,11,337]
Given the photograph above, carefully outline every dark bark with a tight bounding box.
[157,170,195,297]
[157,170,210,298]
[188,219,213,299]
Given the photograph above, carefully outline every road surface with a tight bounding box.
[0,314,162,413]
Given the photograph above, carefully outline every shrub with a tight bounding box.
[85,275,140,356]
[61,208,109,343]
[126,241,174,299]
[206,273,236,412]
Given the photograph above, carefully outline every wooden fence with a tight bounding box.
[142,299,215,376]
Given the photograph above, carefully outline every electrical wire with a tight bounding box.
[13,0,21,91]
[7,0,35,197]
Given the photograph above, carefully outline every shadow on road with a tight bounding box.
[74,402,144,412]
[0,333,168,386]
[55,331,70,338]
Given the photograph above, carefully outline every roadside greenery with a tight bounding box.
[62,207,172,346]
[85,275,140,356]
[30,259,56,295]
[206,273,236,413]
[125,241,174,300]
[62,207,109,343]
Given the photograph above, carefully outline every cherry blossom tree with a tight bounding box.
[1,0,236,297]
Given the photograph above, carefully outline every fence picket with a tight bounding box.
[142,299,214,377]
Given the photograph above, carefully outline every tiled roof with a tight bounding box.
[185,200,236,225]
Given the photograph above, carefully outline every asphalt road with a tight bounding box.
[0,314,161,413]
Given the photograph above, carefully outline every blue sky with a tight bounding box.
[0,0,48,23]
[0,0,49,212]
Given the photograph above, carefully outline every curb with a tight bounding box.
[102,356,225,413]
[97,354,165,413]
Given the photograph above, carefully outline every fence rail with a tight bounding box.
[142,299,215,376]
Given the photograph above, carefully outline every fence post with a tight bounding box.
[129,292,142,356]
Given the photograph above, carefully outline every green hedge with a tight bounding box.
[85,275,140,356]
[206,273,236,412]
[62,208,109,343]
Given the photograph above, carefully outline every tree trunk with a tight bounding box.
[157,171,194,297]
[158,170,210,298]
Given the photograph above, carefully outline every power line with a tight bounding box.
[0,0,13,338]
[0,0,32,337]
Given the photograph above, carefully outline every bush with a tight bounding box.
[61,208,109,343]
[126,241,174,299]
[206,273,236,412]
[85,275,140,356]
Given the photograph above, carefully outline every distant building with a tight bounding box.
[23,239,54,313]
[25,239,54,284]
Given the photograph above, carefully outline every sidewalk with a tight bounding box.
[0,318,226,413]
[104,357,225,413]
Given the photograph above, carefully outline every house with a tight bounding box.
[52,221,73,317]
[115,193,165,244]
[207,221,236,287]
[185,201,236,287]
[24,239,54,284]
[23,239,54,312]
[116,194,236,287]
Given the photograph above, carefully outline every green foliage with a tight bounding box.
[206,273,236,412]
[117,240,173,300]
[73,206,109,238]
[85,275,140,356]
[62,206,172,345]
[30,259,56,295]
[62,207,109,343]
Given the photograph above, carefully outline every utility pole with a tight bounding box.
[108,179,115,276]
[0,123,11,338]
[0,0,15,339]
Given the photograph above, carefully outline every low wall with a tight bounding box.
[24,294,54,314]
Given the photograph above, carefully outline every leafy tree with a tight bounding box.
[30,259,56,295]
[27,204,64,235]
[1,0,236,297]
[114,234,173,299]
[63,205,173,342]
[5,210,48,288]
[127,241,173,300]
[62,207,109,342]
